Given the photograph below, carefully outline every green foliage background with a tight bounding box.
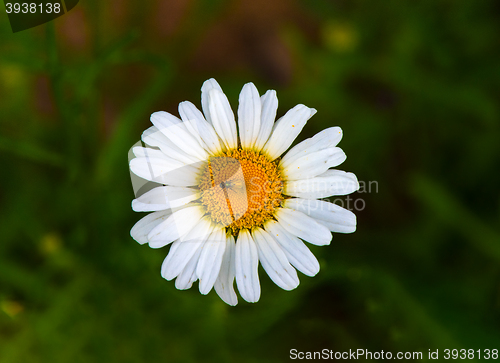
[1,0,499,362]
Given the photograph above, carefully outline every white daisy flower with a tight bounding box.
[129,78,359,306]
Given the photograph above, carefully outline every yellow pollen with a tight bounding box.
[198,149,283,234]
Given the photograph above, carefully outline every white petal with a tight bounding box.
[275,208,332,246]
[129,157,200,187]
[197,228,227,295]
[175,246,202,290]
[264,220,320,276]
[130,210,171,244]
[201,78,223,125]
[177,101,208,149]
[262,105,316,160]
[161,218,212,280]
[253,90,278,151]
[150,111,208,161]
[132,146,166,159]
[237,82,261,149]
[132,186,199,212]
[253,227,299,291]
[141,126,199,164]
[284,169,359,199]
[280,127,343,168]
[214,235,238,306]
[282,147,347,181]
[179,101,224,154]
[147,205,205,248]
[208,89,238,149]
[235,229,260,303]
[284,198,357,233]
[178,101,206,124]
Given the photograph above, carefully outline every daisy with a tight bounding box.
[129,78,359,305]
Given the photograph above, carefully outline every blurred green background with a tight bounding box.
[1,0,500,362]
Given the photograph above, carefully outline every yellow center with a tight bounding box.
[198,149,283,234]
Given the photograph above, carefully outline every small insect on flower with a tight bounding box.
[129,79,359,305]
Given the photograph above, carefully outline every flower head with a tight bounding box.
[129,79,359,305]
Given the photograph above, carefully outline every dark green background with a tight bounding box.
[1,0,499,362]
